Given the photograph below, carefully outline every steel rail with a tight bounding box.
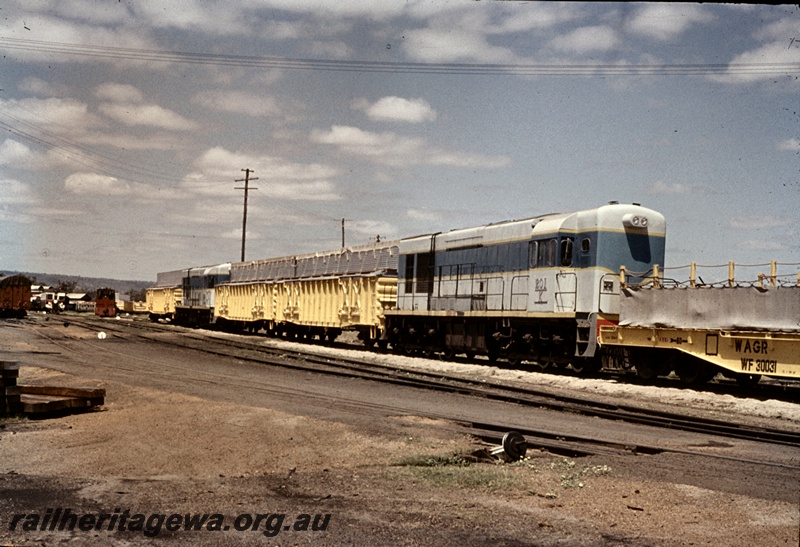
[53,315,800,450]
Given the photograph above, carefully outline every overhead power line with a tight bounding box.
[0,37,797,76]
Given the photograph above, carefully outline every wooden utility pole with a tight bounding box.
[341,218,352,248]
[235,169,258,262]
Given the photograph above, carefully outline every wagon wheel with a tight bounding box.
[674,354,716,385]
[634,360,660,381]
[735,374,761,388]
[629,349,661,381]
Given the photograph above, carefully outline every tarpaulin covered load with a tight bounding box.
[154,269,184,288]
[619,286,800,332]
[230,241,399,283]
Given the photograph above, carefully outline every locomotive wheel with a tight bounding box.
[570,357,601,375]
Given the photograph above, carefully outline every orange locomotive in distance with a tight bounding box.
[95,287,117,317]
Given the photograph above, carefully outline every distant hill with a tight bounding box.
[0,270,153,298]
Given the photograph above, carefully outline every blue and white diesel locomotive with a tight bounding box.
[173,263,231,328]
[384,202,666,370]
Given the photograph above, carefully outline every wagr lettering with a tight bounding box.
[734,339,768,354]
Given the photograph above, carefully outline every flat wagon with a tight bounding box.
[598,265,800,384]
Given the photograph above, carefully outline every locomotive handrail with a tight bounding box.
[554,271,577,312]
[509,274,528,311]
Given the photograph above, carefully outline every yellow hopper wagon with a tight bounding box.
[215,241,398,346]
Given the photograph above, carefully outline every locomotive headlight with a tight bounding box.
[623,213,649,229]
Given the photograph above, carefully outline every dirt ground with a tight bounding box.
[1,322,799,546]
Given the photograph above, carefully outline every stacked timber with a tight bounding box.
[0,359,105,417]
[18,385,105,416]
[0,360,22,416]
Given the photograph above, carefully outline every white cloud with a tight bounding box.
[0,98,101,132]
[778,138,800,151]
[402,28,516,64]
[349,219,397,240]
[191,90,281,117]
[714,41,800,84]
[182,147,341,201]
[551,26,620,55]
[357,96,437,123]
[64,172,131,195]
[628,4,714,41]
[730,216,792,230]
[311,125,510,168]
[0,179,35,205]
[648,181,693,194]
[18,77,70,97]
[487,3,581,34]
[1,15,159,65]
[407,208,443,223]
[0,139,39,167]
[98,103,198,131]
[737,239,787,251]
[95,83,144,103]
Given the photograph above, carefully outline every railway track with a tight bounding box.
[23,314,800,467]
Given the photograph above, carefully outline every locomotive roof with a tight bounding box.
[398,203,664,253]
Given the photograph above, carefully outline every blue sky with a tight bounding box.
[0,2,798,283]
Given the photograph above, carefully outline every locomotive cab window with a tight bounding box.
[560,237,573,267]
[529,239,557,268]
